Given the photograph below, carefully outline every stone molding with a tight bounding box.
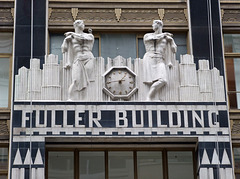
[48,7,188,30]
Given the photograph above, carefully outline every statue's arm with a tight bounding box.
[61,37,72,68]
[165,35,177,53]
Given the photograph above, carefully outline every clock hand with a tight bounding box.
[107,80,126,84]
[120,73,127,81]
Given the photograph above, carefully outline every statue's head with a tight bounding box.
[73,20,85,31]
[152,20,163,32]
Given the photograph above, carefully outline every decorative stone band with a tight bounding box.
[14,54,225,102]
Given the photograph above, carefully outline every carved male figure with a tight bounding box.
[142,20,177,101]
[62,20,94,100]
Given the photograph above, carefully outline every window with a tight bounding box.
[0,147,8,179]
[47,149,195,179]
[48,151,74,179]
[0,33,12,109]
[224,34,240,109]
[233,147,240,178]
[50,32,187,62]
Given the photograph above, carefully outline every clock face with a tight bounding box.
[105,68,136,96]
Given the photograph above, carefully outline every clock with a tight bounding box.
[103,66,137,100]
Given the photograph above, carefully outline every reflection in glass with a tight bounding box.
[79,151,105,179]
[0,58,10,108]
[236,173,240,179]
[101,33,136,60]
[234,148,240,171]
[168,151,194,179]
[0,33,13,53]
[48,152,74,179]
[225,58,240,109]
[0,148,8,170]
[0,175,7,179]
[224,34,240,53]
[108,151,134,179]
[137,151,163,179]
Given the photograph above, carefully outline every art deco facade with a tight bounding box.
[0,0,240,178]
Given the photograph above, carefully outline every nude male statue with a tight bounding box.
[142,20,177,101]
[61,20,94,100]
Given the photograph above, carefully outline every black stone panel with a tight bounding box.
[14,0,46,70]
[33,26,46,57]
[16,0,31,26]
[14,26,31,57]
[189,0,224,75]
[33,0,46,26]
[190,0,210,62]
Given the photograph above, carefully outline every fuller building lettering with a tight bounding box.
[13,105,228,129]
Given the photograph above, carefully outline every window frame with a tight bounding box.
[223,33,240,110]
[232,145,240,178]
[0,145,9,178]
[45,146,196,179]
[0,54,12,111]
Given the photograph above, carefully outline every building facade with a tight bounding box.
[0,0,240,178]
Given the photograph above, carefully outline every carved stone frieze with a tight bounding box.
[158,9,164,20]
[71,8,78,21]
[222,9,240,23]
[48,7,189,28]
[0,8,13,23]
[232,120,240,135]
[115,8,122,22]
[163,9,187,23]
[11,8,14,19]
[77,9,116,23]
[120,9,159,23]
[49,8,73,23]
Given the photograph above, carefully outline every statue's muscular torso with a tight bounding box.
[71,33,94,61]
[144,33,166,55]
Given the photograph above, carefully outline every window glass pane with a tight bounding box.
[108,151,134,179]
[92,38,99,57]
[101,33,136,59]
[174,33,188,61]
[0,148,8,170]
[225,58,240,109]
[48,152,74,179]
[137,38,145,59]
[138,33,187,61]
[236,173,240,179]
[168,151,194,179]
[50,34,99,62]
[50,34,65,62]
[0,58,10,108]
[224,34,240,53]
[79,151,105,179]
[234,148,240,171]
[137,151,163,179]
[0,175,7,179]
[0,33,13,53]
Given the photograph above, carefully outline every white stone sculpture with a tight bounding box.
[61,19,95,100]
[41,54,61,100]
[142,20,177,101]
[27,59,42,100]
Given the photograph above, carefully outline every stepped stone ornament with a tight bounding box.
[14,20,225,102]
[142,20,177,101]
[61,19,95,100]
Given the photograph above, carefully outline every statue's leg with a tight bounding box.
[146,79,166,101]
[68,80,77,101]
